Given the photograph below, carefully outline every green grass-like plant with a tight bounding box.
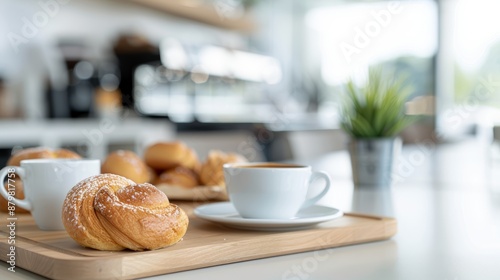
[340,68,415,138]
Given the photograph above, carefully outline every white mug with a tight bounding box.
[0,159,100,230]
[223,162,331,219]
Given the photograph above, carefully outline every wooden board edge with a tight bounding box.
[128,222,399,279]
[0,214,398,279]
[344,212,398,238]
[344,212,394,221]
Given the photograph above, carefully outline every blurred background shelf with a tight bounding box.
[127,0,256,32]
[0,119,174,165]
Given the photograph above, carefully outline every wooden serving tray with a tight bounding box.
[0,203,396,280]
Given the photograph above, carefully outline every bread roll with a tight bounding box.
[1,147,81,213]
[199,150,247,186]
[147,166,158,184]
[62,174,189,251]
[7,147,81,166]
[0,180,28,214]
[53,149,82,160]
[154,167,199,189]
[144,142,200,171]
[101,150,150,184]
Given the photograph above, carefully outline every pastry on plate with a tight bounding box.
[144,141,200,171]
[101,150,150,184]
[199,150,247,187]
[154,166,199,189]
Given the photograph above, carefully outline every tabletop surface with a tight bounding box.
[2,138,500,280]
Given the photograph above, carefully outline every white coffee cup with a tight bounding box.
[0,159,100,230]
[223,162,331,219]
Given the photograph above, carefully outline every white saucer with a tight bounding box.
[194,202,343,231]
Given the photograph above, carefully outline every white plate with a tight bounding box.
[194,202,343,231]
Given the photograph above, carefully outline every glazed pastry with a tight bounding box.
[1,147,81,213]
[101,150,150,184]
[154,167,199,189]
[199,150,247,186]
[62,174,189,251]
[144,141,200,171]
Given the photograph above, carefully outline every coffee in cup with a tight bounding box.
[0,159,100,230]
[223,162,331,219]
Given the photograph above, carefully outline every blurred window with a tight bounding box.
[303,0,438,117]
[452,0,500,129]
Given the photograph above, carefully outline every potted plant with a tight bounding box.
[340,68,415,187]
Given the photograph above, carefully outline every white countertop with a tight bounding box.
[2,139,500,280]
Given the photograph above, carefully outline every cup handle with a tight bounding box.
[0,166,32,211]
[302,171,331,209]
